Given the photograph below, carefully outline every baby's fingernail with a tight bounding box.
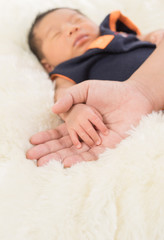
[104,130,109,135]
[76,143,81,149]
[96,140,101,145]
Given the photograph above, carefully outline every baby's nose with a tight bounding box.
[68,25,79,36]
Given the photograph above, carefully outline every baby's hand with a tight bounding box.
[138,29,164,46]
[61,104,108,148]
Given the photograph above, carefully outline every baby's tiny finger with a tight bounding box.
[69,129,81,149]
[89,115,108,135]
[77,126,94,147]
[83,120,101,145]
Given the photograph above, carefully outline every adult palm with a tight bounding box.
[27,80,153,167]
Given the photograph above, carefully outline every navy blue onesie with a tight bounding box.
[50,11,156,83]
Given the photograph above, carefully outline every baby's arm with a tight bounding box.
[54,76,75,121]
[54,77,75,102]
[54,77,108,148]
[137,29,164,46]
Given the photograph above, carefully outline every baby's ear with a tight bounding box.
[41,59,54,73]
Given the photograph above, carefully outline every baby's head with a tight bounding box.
[28,7,99,73]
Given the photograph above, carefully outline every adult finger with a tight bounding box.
[37,143,90,167]
[52,81,90,114]
[26,135,72,160]
[63,145,105,168]
[30,123,69,145]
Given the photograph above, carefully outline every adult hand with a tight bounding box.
[26,123,106,167]
[138,29,164,46]
[27,79,154,167]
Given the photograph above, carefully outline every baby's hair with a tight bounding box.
[28,7,83,61]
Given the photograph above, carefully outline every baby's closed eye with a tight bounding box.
[52,31,61,38]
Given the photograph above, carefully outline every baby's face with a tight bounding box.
[34,8,100,72]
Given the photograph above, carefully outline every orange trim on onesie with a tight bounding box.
[87,35,114,50]
[109,10,141,35]
[50,73,76,83]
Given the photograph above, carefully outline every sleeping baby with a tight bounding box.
[28,7,164,148]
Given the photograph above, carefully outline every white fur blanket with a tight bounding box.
[1,0,164,239]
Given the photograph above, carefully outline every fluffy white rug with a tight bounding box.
[0,0,164,239]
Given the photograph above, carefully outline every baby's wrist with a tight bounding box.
[59,112,68,121]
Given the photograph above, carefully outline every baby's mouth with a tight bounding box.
[73,34,89,47]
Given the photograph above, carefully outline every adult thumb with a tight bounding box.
[52,81,89,114]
